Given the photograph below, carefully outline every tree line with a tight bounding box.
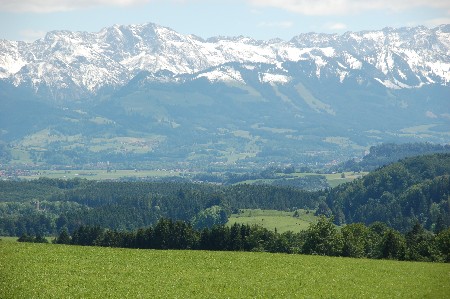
[28,217,448,263]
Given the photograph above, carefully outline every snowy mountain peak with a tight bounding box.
[0,23,449,101]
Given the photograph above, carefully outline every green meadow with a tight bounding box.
[1,241,449,298]
[227,209,318,233]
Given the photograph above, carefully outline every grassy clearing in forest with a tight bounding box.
[1,241,449,298]
[227,209,317,233]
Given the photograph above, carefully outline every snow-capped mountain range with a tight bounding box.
[1,22,450,169]
[1,23,449,100]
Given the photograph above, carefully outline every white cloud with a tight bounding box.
[247,0,450,16]
[328,23,347,30]
[0,0,150,13]
[258,21,294,28]
[19,29,46,42]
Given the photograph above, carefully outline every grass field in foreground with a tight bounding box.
[1,241,449,298]
[227,209,318,233]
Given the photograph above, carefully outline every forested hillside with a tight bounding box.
[0,179,320,236]
[336,143,450,171]
[326,153,450,232]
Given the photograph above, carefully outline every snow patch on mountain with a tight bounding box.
[343,53,362,70]
[260,73,291,84]
[0,41,27,78]
[196,66,245,84]
[321,47,335,57]
[427,61,450,83]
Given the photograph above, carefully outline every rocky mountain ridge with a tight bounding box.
[0,23,449,101]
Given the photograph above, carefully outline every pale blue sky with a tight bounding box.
[0,0,449,42]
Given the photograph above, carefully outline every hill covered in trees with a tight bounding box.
[336,142,450,172]
[326,153,450,232]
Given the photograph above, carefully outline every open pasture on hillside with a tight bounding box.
[1,241,449,298]
[227,209,317,233]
